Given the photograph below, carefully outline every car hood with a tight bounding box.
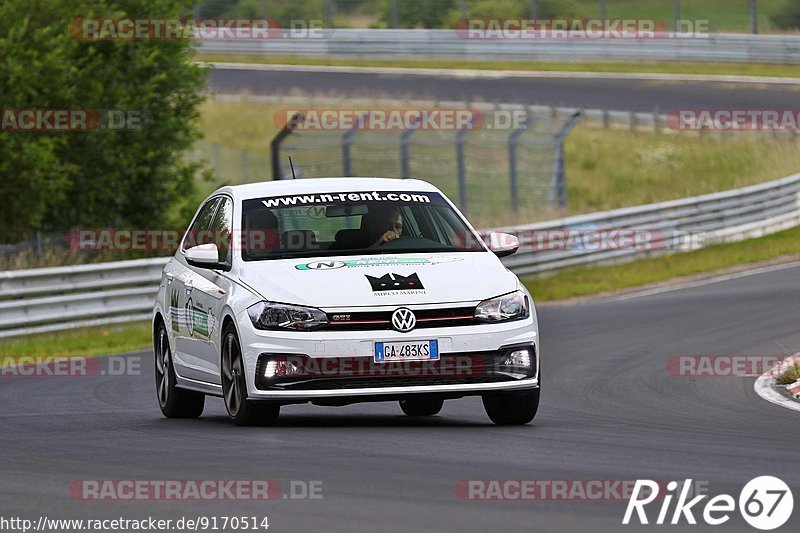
[237,252,518,308]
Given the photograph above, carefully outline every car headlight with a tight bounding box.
[474,291,529,322]
[247,301,329,331]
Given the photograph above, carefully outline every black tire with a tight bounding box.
[154,322,205,418]
[221,324,280,426]
[482,389,539,425]
[399,396,444,417]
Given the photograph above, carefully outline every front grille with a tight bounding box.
[324,306,477,331]
[255,349,536,391]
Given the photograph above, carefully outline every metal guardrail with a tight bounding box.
[0,258,168,337]
[198,30,800,65]
[2,172,800,336]
[496,172,800,276]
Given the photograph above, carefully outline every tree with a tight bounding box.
[443,0,579,26]
[0,0,205,242]
[380,0,457,29]
[771,0,800,29]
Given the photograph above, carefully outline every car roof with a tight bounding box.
[212,177,442,202]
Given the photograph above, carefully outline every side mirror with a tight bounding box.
[185,244,223,269]
[487,232,520,258]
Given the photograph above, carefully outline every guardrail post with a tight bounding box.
[508,116,533,212]
[456,128,469,214]
[550,112,583,208]
[270,112,302,180]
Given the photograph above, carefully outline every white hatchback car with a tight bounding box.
[152,178,540,425]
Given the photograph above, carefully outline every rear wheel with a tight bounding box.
[399,396,444,417]
[154,323,204,418]
[221,325,280,426]
[482,389,539,425]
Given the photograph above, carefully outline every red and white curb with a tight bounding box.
[754,354,800,413]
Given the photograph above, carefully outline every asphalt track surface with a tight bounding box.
[207,66,800,112]
[1,264,799,532]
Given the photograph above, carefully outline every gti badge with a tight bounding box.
[391,308,416,333]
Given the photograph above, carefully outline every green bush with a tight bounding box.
[0,0,205,242]
[770,0,800,29]
[380,0,457,29]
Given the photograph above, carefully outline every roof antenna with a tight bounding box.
[288,156,297,179]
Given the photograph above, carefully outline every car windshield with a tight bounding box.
[240,190,485,261]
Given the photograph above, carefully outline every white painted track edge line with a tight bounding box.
[608,261,800,303]
[754,356,800,413]
[200,62,800,85]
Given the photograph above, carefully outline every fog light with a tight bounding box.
[262,356,305,378]
[502,348,533,367]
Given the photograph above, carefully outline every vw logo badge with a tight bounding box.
[391,308,416,332]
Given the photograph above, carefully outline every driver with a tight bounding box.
[366,206,404,249]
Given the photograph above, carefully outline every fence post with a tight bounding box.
[400,125,418,178]
[673,0,681,32]
[550,112,583,208]
[390,0,399,28]
[508,116,533,212]
[341,112,370,177]
[456,128,469,214]
[270,112,302,180]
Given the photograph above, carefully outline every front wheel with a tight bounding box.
[221,325,280,426]
[482,389,539,425]
[399,396,444,417]
[154,323,205,418]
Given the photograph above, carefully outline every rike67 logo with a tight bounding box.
[624,476,793,530]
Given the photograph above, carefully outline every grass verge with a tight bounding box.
[197,54,800,79]
[0,322,152,360]
[776,362,800,386]
[198,98,800,226]
[523,224,800,302]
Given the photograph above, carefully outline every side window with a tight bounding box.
[182,198,220,252]
[210,198,233,263]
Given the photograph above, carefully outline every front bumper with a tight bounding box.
[237,307,539,401]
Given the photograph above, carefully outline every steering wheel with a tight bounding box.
[379,236,437,250]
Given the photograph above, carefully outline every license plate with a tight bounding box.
[374,340,439,363]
